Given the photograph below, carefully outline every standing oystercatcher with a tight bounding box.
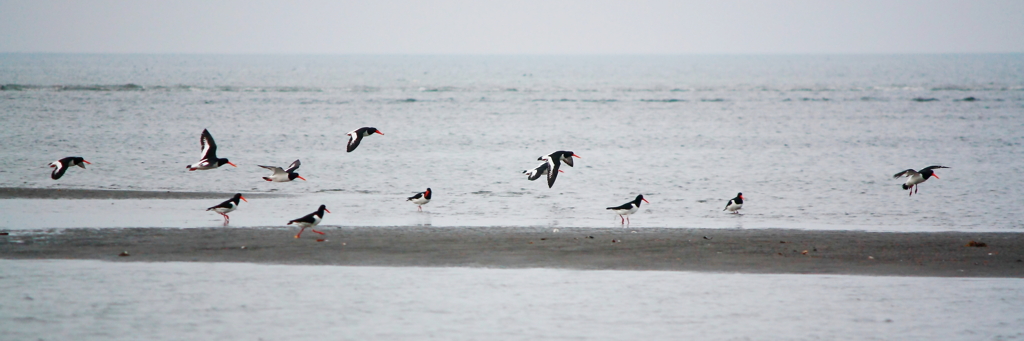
[523,162,564,181]
[894,166,949,196]
[724,193,744,214]
[48,157,90,180]
[187,129,236,171]
[206,193,247,226]
[288,204,330,238]
[346,127,384,152]
[407,188,432,211]
[606,194,649,224]
[259,159,306,182]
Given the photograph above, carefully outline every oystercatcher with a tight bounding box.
[346,127,384,152]
[523,162,564,181]
[48,157,90,180]
[186,129,236,171]
[894,166,949,196]
[407,188,432,211]
[606,194,649,224]
[536,152,578,188]
[259,159,306,182]
[206,193,247,226]
[288,204,330,238]
[724,193,744,214]
[538,151,581,167]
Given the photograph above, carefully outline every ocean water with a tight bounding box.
[1,260,1022,341]
[1,54,1023,231]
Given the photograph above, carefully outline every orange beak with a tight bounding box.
[240,196,248,203]
[741,195,745,200]
[932,174,940,179]
[297,175,307,181]
[375,130,384,135]
[325,208,332,214]
[572,154,581,158]
[83,160,92,164]
[642,198,650,203]
[228,162,237,167]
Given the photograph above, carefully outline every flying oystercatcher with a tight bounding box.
[186,129,236,171]
[407,188,432,211]
[346,127,384,152]
[724,193,744,214]
[48,157,90,180]
[523,162,564,181]
[288,204,330,239]
[894,166,949,196]
[206,193,247,226]
[606,194,649,224]
[539,151,581,167]
[537,151,581,188]
[259,159,306,182]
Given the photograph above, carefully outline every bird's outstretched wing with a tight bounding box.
[546,158,561,188]
[259,165,286,175]
[285,159,301,173]
[893,169,918,178]
[346,132,362,152]
[200,129,218,159]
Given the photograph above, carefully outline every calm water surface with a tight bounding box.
[1,54,1022,231]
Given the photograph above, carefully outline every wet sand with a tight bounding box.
[0,187,284,200]
[2,226,1022,277]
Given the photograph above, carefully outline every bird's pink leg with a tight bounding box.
[626,216,631,225]
[418,206,422,212]
[312,229,325,235]
[619,215,625,224]
[915,185,919,194]
[295,227,305,239]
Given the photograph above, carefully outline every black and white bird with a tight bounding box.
[538,151,581,167]
[259,159,306,182]
[206,193,248,226]
[186,129,236,171]
[606,194,649,224]
[407,188,432,211]
[523,162,563,181]
[724,193,744,214]
[346,127,384,152]
[288,204,330,239]
[537,151,581,188]
[48,156,90,180]
[894,166,949,196]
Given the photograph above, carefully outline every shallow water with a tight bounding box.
[1,54,1023,231]
[1,260,1022,340]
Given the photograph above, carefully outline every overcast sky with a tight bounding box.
[1,0,1022,54]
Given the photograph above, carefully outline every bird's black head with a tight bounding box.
[634,194,649,205]
[365,127,384,136]
[288,172,307,181]
[425,188,432,199]
[318,204,330,214]
[217,158,237,168]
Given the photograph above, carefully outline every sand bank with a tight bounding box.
[2,226,1021,277]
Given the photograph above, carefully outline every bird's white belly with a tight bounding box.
[411,198,430,205]
[726,203,742,212]
[905,174,926,186]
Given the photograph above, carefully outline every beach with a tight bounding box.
[5,226,1021,277]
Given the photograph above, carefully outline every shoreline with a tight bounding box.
[0,187,288,199]
[3,226,1022,277]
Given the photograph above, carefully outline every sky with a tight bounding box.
[1,0,1022,54]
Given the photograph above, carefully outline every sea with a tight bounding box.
[2,54,1024,340]
[1,54,1023,231]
